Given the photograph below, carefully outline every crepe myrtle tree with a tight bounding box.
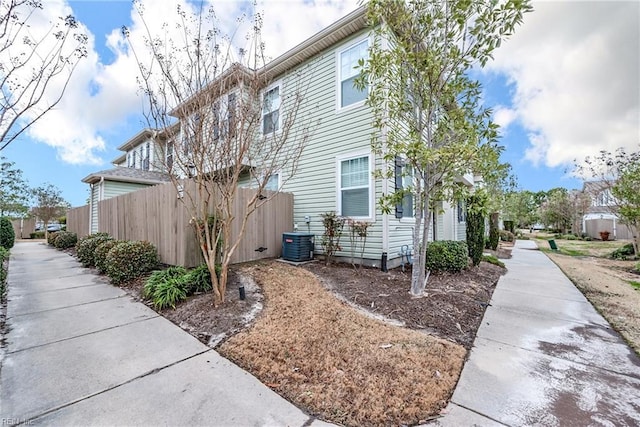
[356,0,531,296]
[30,183,69,240]
[0,0,88,151]
[124,2,317,307]
[576,147,640,256]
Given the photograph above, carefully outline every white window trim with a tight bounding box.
[335,34,370,113]
[261,80,282,136]
[336,150,374,221]
[265,172,281,192]
[399,162,415,223]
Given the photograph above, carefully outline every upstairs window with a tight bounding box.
[132,151,137,169]
[339,39,368,108]
[262,85,280,134]
[166,141,174,171]
[212,102,220,140]
[142,141,150,171]
[227,93,236,138]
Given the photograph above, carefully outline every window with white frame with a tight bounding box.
[132,150,137,169]
[457,199,466,223]
[339,154,370,217]
[143,141,150,171]
[227,93,236,138]
[265,173,279,191]
[401,167,414,218]
[262,85,280,134]
[166,141,174,171]
[212,101,220,140]
[339,38,368,108]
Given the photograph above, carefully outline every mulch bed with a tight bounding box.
[304,260,506,349]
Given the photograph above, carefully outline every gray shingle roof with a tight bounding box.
[82,167,171,185]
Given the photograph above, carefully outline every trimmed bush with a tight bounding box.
[0,246,9,289]
[94,240,122,274]
[499,230,515,242]
[466,207,485,267]
[53,231,78,249]
[30,231,45,239]
[47,231,59,246]
[76,233,113,267]
[426,240,469,273]
[106,240,159,285]
[0,217,15,249]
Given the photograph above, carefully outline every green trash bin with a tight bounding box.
[548,239,558,251]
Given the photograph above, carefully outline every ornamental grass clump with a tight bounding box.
[106,240,158,285]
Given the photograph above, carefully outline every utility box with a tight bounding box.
[282,232,314,262]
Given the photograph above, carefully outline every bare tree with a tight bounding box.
[125,3,316,306]
[0,0,88,150]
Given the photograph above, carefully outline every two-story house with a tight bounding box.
[82,128,174,234]
[84,5,472,267]
[582,180,633,240]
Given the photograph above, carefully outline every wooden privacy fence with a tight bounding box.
[68,182,293,267]
[585,218,634,240]
[67,205,91,238]
[10,218,36,239]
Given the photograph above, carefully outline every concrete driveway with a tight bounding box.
[0,241,328,426]
[435,239,640,426]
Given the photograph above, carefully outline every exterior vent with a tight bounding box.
[282,232,314,262]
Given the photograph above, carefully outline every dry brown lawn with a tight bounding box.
[219,262,466,426]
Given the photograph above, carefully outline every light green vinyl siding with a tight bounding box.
[103,181,150,199]
[90,185,99,234]
[273,30,385,264]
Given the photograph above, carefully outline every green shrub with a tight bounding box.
[0,217,15,249]
[47,231,59,246]
[499,230,515,242]
[635,262,640,273]
[144,266,189,309]
[0,246,9,288]
[426,240,469,273]
[466,196,485,267]
[482,254,505,268]
[106,240,158,285]
[564,234,578,241]
[53,231,77,249]
[184,264,216,294]
[30,231,45,239]
[94,240,123,274]
[76,233,113,267]
[611,243,635,260]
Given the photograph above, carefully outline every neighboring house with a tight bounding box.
[581,180,633,240]
[84,5,473,267]
[82,129,173,234]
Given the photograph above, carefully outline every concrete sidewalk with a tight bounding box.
[0,241,326,426]
[435,239,640,426]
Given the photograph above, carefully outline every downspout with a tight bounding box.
[88,183,94,234]
[380,28,390,263]
[98,177,104,233]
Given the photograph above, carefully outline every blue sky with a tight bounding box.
[2,0,638,207]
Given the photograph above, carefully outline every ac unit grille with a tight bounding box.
[282,232,314,262]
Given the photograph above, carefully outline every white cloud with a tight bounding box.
[484,1,640,168]
[493,105,518,131]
